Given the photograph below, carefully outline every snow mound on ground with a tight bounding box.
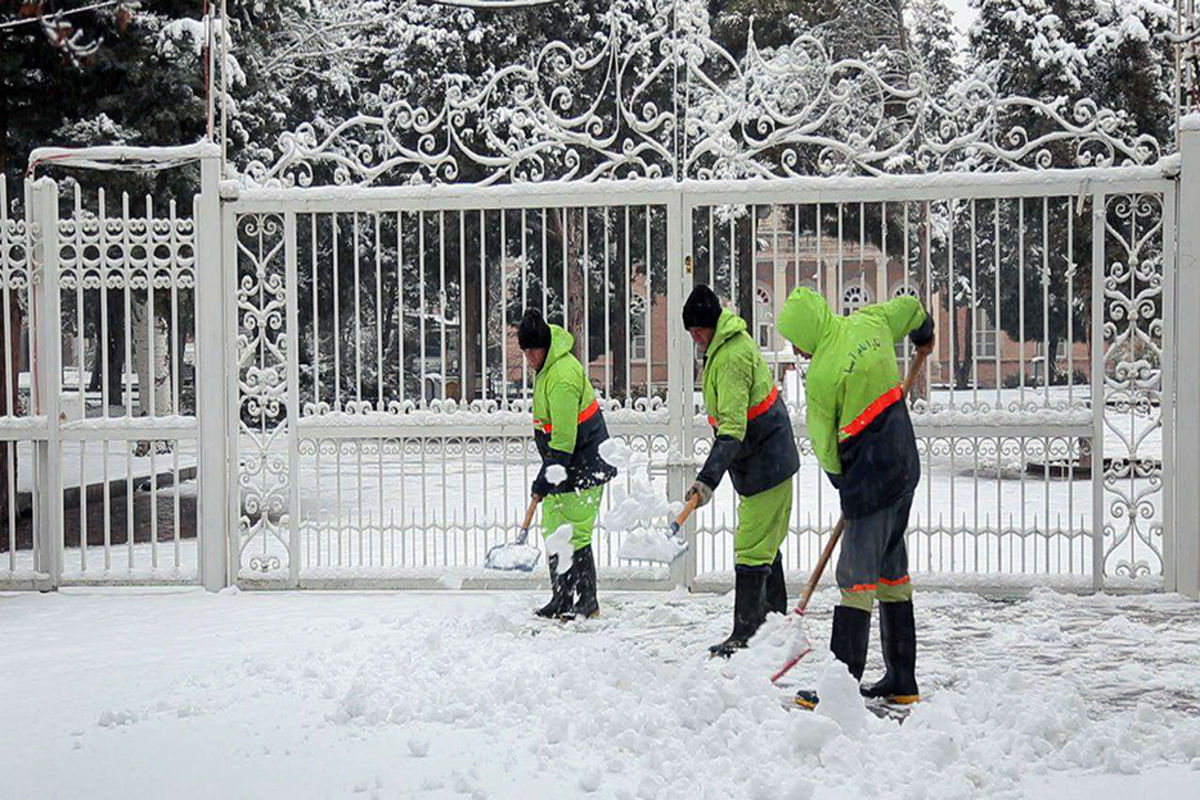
[815,661,870,737]
[9,589,1200,799]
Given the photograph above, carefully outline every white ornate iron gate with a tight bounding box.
[222,166,1176,592]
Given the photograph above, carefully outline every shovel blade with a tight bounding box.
[483,541,542,572]
[617,531,689,564]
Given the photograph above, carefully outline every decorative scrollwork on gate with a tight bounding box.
[236,213,292,578]
[242,5,1163,188]
[1101,193,1165,582]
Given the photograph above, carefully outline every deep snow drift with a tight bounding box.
[2,588,1198,799]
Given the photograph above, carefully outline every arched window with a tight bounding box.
[840,284,871,316]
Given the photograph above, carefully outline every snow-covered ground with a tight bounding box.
[2,588,1197,799]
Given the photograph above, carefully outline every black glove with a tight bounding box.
[685,480,714,508]
[532,448,572,497]
[909,315,934,348]
[696,435,741,491]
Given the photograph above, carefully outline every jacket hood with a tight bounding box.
[707,309,747,355]
[543,324,574,369]
[777,287,833,354]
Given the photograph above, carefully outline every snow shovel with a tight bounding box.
[616,492,700,564]
[771,346,930,685]
[484,496,542,572]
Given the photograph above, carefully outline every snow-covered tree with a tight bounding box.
[908,0,961,97]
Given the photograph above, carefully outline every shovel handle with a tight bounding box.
[516,495,541,545]
[668,492,703,538]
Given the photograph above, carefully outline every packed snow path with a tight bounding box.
[2,588,1198,799]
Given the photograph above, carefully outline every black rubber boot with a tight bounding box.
[535,554,575,619]
[569,545,599,619]
[709,564,769,658]
[794,605,872,709]
[766,551,788,615]
[860,600,920,704]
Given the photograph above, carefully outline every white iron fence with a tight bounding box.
[0,153,1191,594]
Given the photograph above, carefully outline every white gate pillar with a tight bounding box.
[195,155,229,591]
[30,178,62,586]
[1175,117,1200,599]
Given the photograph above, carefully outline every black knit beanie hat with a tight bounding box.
[682,284,722,330]
[517,308,552,350]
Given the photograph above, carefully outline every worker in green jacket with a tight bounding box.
[777,287,934,708]
[518,309,617,620]
[682,285,800,657]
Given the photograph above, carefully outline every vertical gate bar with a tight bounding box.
[644,206,651,401]
[122,192,134,568]
[376,213,384,411]
[521,210,528,405]
[479,209,486,405]
[354,212,362,407]
[625,206,631,407]
[605,208,611,401]
[584,207,591,381]
[333,213,341,411]
[399,212,406,406]
[947,200,955,571]
[441,210,448,403]
[994,201,1001,416]
[170,199,181,567]
[670,192,692,589]
[1043,197,1051,403]
[312,214,320,410]
[146,195,159,569]
[71,184,86,573]
[1091,191,1106,590]
[1068,204,1075,405]
[285,211,301,586]
[498,210,505,409]
[1018,199,1026,406]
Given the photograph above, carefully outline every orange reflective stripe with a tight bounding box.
[847,582,878,593]
[707,386,779,429]
[840,385,903,439]
[577,398,599,424]
[534,399,600,434]
[879,575,910,587]
[747,385,779,421]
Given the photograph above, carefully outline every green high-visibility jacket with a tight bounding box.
[777,287,932,518]
[697,310,798,496]
[530,324,616,496]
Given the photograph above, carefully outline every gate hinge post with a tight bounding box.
[1174,116,1200,599]
[196,154,230,591]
